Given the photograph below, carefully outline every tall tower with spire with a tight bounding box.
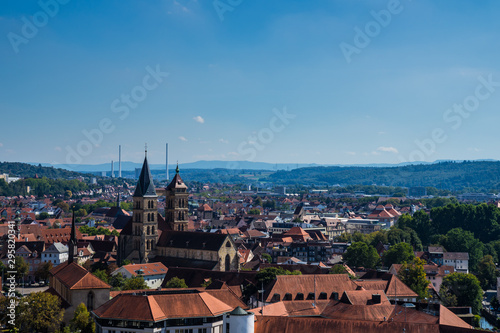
[165,164,189,231]
[131,148,158,263]
[68,209,77,264]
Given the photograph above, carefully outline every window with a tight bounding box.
[87,291,94,311]
[296,293,304,300]
[284,293,292,301]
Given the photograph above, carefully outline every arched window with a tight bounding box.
[147,240,150,250]
[87,291,94,311]
[152,226,155,235]
[225,254,231,271]
[147,226,150,235]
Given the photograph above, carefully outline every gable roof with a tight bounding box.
[355,275,418,298]
[50,262,110,290]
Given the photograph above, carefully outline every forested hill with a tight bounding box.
[265,161,500,191]
[0,162,85,179]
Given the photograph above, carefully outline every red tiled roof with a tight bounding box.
[50,262,110,290]
[119,262,168,277]
[265,274,358,302]
[94,291,233,321]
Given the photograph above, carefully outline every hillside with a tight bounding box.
[264,161,500,191]
[0,162,86,179]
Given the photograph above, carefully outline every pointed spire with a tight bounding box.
[133,153,157,197]
[69,208,76,264]
[116,192,120,208]
[176,162,179,174]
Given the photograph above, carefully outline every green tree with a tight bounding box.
[109,273,126,290]
[56,201,70,213]
[18,292,64,333]
[38,212,50,220]
[123,276,149,290]
[342,242,380,269]
[164,277,188,288]
[201,278,212,288]
[383,242,415,267]
[439,228,484,272]
[70,303,95,333]
[475,255,496,289]
[329,264,348,274]
[255,267,300,287]
[397,257,429,300]
[248,208,261,215]
[15,256,29,281]
[34,261,53,282]
[261,253,272,263]
[93,269,109,284]
[440,273,483,315]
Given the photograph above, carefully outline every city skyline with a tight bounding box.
[1,0,500,166]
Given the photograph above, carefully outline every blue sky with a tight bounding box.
[1,0,500,166]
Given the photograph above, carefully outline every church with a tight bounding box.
[118,153,240,271]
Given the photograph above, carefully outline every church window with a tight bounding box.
[87,291,94,311]
[147,226,150,235]
[225,254,231,271]
[152,226,155,234]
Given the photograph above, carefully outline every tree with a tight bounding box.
[439,228,484,272]
[70,303,95,333]
[342,242,380,269]
[109,273,126,290]
[248,208,261,215]
[475,255,496,290]
[440,273,483,315]
[255,267,300,287]
[163,277,188,289]
[383,242,415,267]
[38,212,50,220]
[34,261,53,282]
[201,278,212,288]
[397,257,429,300]
[18,292,64,333]
[329,265,348,274]
[93,269,109,283]
[261,253,272,263]
[15,256,29,281]
[56,201,70,212]
[123,276,149,290]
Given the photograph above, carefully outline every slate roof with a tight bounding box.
[166,168,187,190]
[157,230,230,251]
[133,156,157,197]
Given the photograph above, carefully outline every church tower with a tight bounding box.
[165,164,189,231]
[131,150,158,263]
[68,209,77,263]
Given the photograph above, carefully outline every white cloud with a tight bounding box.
[219,138,229,144]
[0,143,3,147]
[193,116,204,124]
[377,146,399,154]
[178,136,188,142]
[54,146,62,152]
[346,151,356,155]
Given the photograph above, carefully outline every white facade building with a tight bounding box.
[42,242,69,266]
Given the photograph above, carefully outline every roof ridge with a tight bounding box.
[198,292,217,316]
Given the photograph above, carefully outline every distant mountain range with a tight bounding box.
[34,159,497,172]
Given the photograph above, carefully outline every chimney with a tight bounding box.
[118,145,122,178]
[372,294,381,304]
